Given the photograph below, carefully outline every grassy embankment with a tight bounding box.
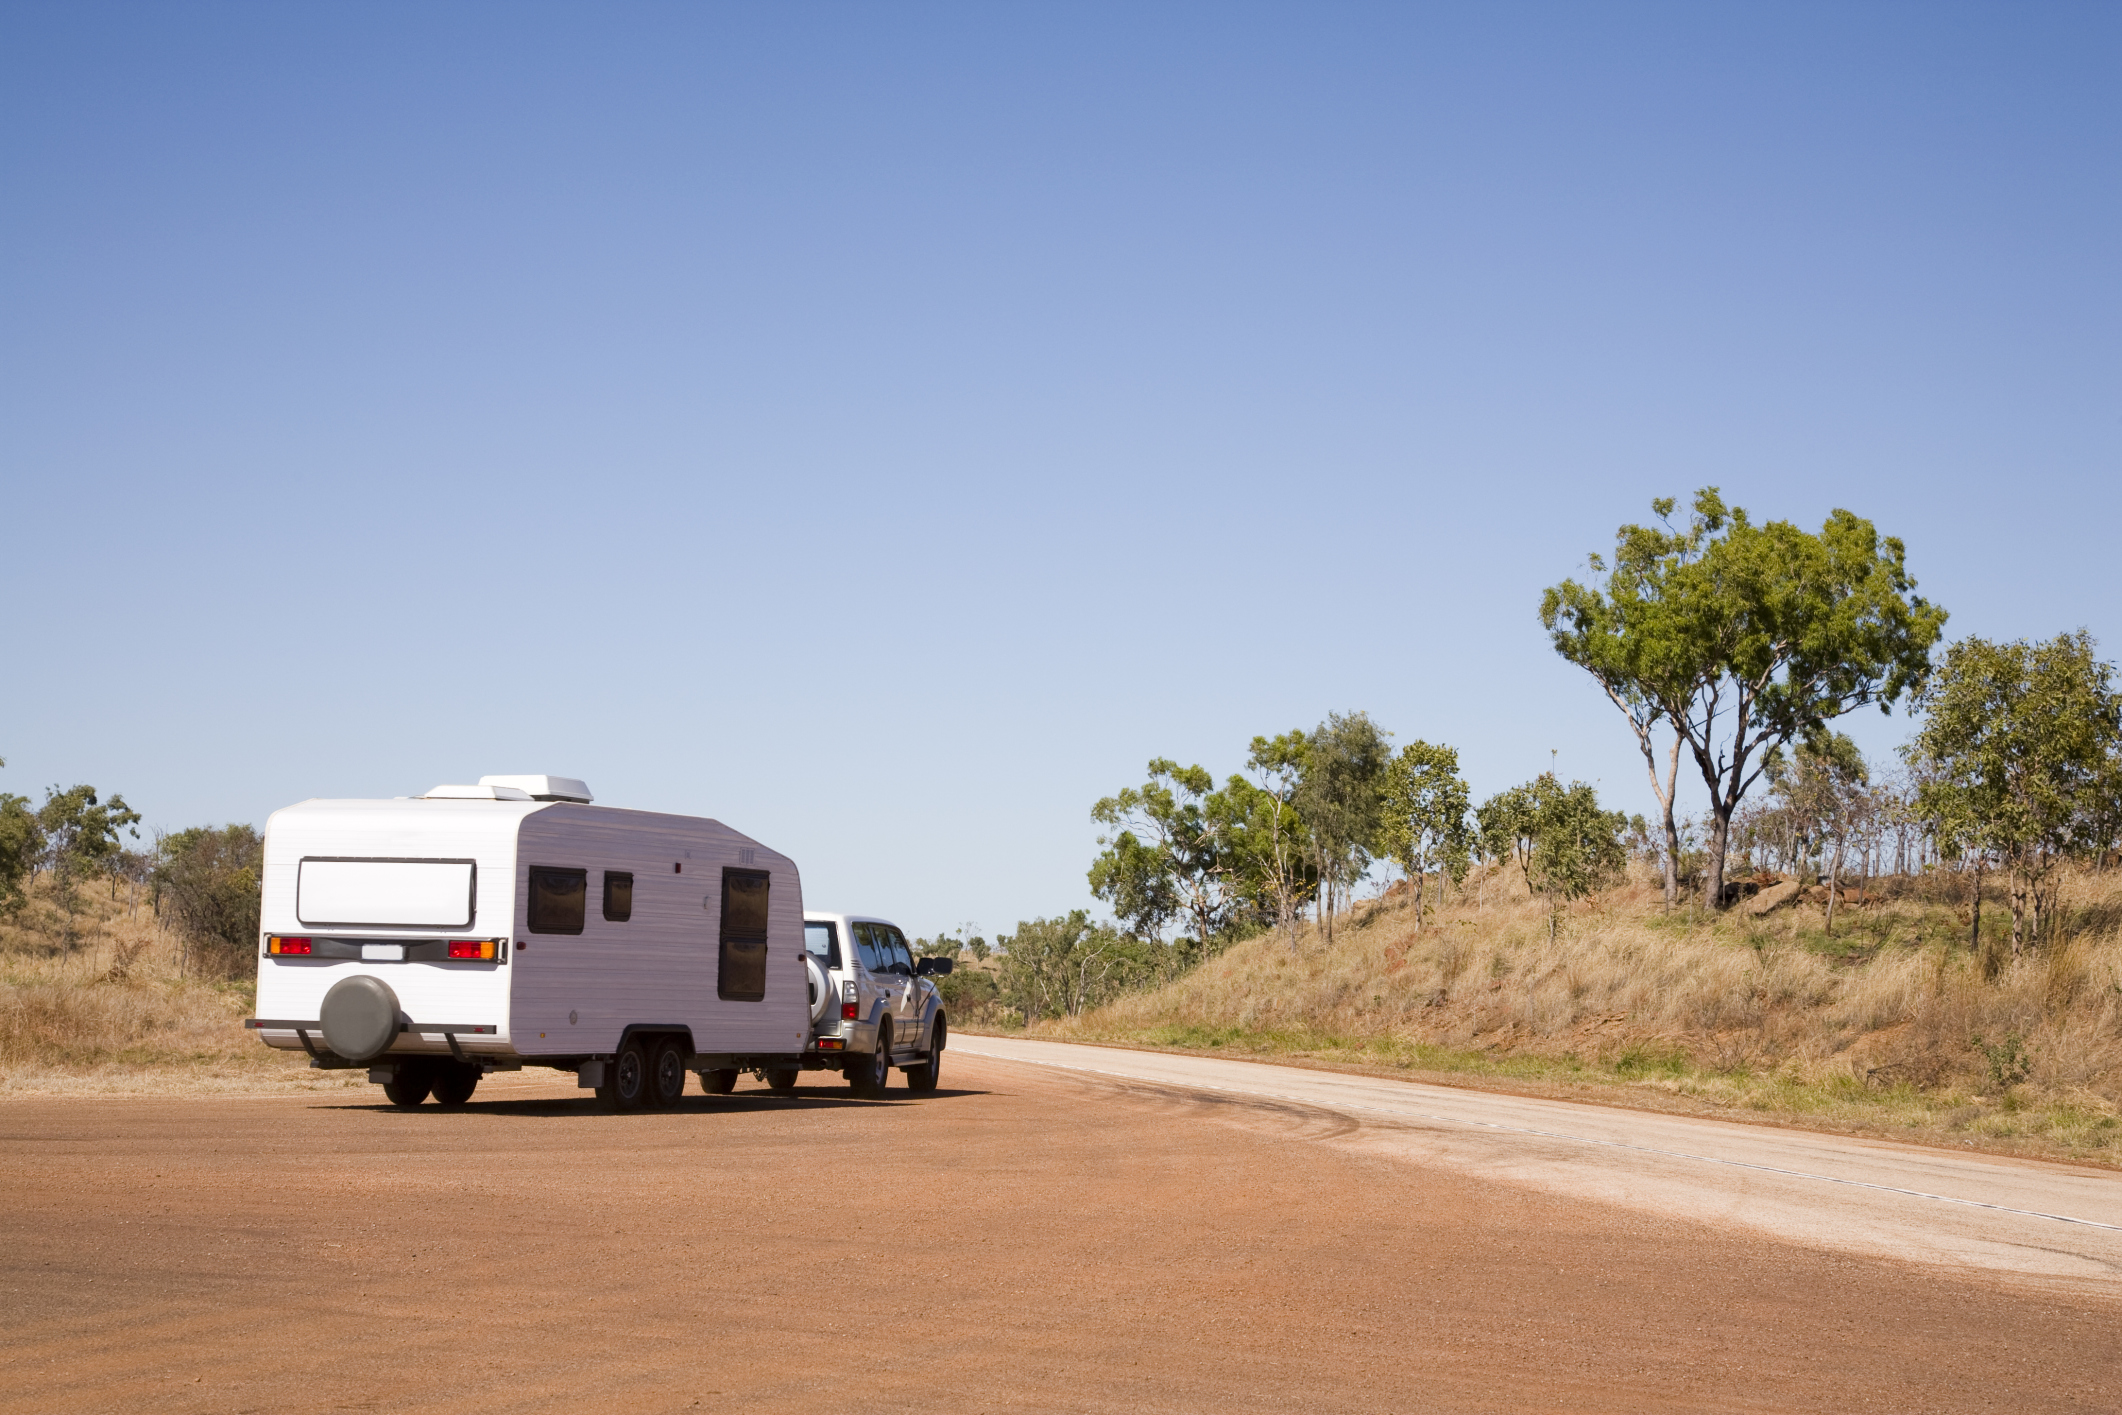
[1015,864,2122,1164]
[0,874,337,1096]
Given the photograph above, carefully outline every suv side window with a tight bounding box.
[804,921,841,969]
[887,930,914,976]
[853,923,884,972]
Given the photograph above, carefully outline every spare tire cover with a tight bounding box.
[320,974,401,1062]
[803,954,832,1023]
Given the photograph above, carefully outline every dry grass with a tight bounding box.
[1027,863,2122,1164]
[0,873,332,1096]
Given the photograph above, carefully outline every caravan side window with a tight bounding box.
[718,868,770,1002]
[602,871,633,923]
[528,868,587,934]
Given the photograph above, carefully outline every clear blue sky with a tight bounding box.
[4,3,2116,938]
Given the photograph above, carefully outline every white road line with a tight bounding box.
[959,1046,2122,1234]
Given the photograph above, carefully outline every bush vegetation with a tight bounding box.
[1001,861,2122,1161]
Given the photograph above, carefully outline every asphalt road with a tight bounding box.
[3,1041,2117,1413]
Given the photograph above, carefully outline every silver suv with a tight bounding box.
[792,912,951,1096]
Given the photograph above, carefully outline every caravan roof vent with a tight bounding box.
[420,784,534,801]
[479,774,594,804]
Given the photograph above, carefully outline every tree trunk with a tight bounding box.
[2007,858,2027,958]
[1969,856,1984,955]
[1824,836,1841,936]
[1705,799,1737,911]
[1412,861,1425,934]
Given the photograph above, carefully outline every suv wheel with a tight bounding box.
[849,1020,892,1096]
[649,1038,689,1108]
[907,1016,944,1093]
[599,1038,650,1112]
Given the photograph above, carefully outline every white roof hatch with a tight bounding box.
[479,774,594,803]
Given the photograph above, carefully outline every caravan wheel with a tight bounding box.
[701,1068,738,1096]
[383,1060,434,1109]
[599,1039,650,1112]
[431,1061,480,1108]
[649,1039,689,1108]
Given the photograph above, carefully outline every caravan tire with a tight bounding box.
[383,1060,433,1109]
[649,1038,689,1108]
[701,1068,738,1096]
[600,1039,651,1112]
[431,1061,480,1108]
[766,1068,798,1094]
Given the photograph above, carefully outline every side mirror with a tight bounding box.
[917,957,955,977]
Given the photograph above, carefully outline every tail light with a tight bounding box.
[448,939,498,960]
[267,937,312,956]
[841,1002,859,1020]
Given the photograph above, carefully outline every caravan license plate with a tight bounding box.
[361,944,406,962]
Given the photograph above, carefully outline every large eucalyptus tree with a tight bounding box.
[1542,488,1945,910]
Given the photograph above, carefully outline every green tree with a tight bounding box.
[1476,781,1541,895]
[1089,759,1240,962]
[155,824,263,978]
[37,784,141,950]
[996,912,1166,1022]
[1904,632,2122,957]
[1293,711,1392,946]
[1542,488,1945,912]
[1776,732,1868,934]
[1243,730,1316,951]
[1378,740,1471,932]
[0,756,38,916]
[1525,774,1630,942]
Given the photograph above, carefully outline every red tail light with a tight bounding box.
[448,940,497,960]
[841,1002,858,1020]
[268,937,312,956]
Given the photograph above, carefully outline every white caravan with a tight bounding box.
[248,775,820,1111]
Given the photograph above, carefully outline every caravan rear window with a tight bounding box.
[718,868,770,1001]
[528,867,587,934]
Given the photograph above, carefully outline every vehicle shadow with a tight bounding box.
[328,1087,990,1117]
